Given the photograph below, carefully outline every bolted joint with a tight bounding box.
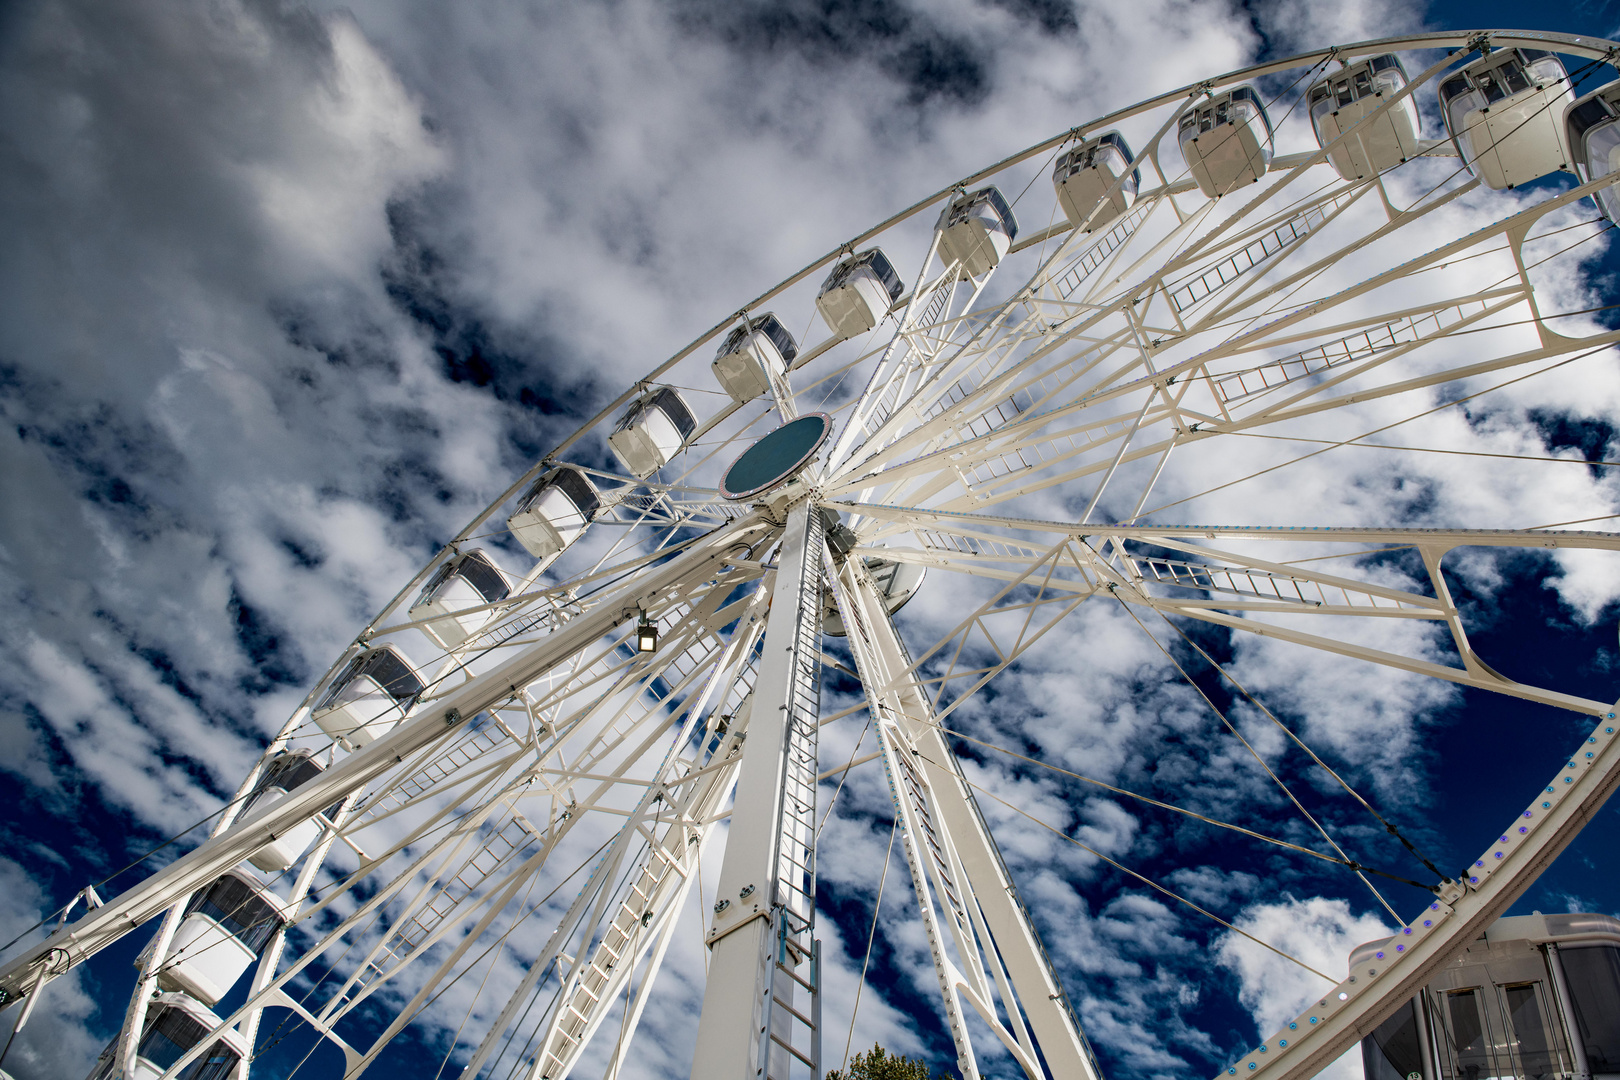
[444,708,463,727]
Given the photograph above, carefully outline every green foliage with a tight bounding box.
[824,1043,959,1080]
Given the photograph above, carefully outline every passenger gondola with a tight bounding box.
[816,248,904,338]
[155,871,286,1005]
[1052,131,1139,230]
[1355,911,1620,1080]
[712,313,799,403]
[609,386,698,478]
[506,465,601,559]
[1439,47,1572,189]
[311,645,423,747]
[938,186,1018,277]
[1179,85,1273,197]
[1308,54,1422,180]
[239,751,343,872]
[85,994,246,1080]
[1566,80,1620,219]
[409,548,513,648]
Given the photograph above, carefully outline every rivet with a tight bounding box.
[1431,903,1440,910]
[1260,1046,1268,1053]
[1495,852,1504,859]
[1524,811,1533,818]
[1543,802,1552,808]
[1396,944,1405,952]
[1376,952,1385,960]
[1519,826,1528,834]
[1249,1064,1257,1071]
[1310,1016,1319,1024]
[1476,861,1485,868]
[1279,1040,1288,1048]
[1289,1022,1297,1030]
[1471,876,1480,883]
[1587,752,1596,759]
[1339,992,1349,1000]
[1591,737,1599,744]
[1566,777,1574,783]
[1403,927,1413,935]
[1424,920,1433,927]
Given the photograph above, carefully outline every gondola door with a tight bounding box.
[1430,954,1574,1080]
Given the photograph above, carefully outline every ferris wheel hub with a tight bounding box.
[718,412,831,505]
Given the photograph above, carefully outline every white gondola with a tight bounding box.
[1439,47,1573,190]
[506,465,601,559]
[937,186,1018,277]
[1566,80,1620,220]
[1355,911,1620,1080]
[86,993,246,1080]
[815,248,904,338]
[156,871,286,1005]
[1052,131,1139,230]
[1179,85,1273,197]
[311,645,423,747]
[408,548,512,649]
[1308,54,1422,180]
[712,313,799,403]
[823,556,926,636]
[609,386,698,478]
[239,751,342,872]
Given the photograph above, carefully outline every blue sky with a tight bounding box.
[4,2,1620,1079]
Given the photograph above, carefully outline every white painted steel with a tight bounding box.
[692,500,824,1080]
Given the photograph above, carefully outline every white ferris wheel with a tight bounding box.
[8,26,1620,1080]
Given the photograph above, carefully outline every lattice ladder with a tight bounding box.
[323,809,541,1018]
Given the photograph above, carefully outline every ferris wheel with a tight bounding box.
[8,25,1620,1080]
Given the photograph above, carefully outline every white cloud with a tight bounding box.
[1217,896,1394,1078]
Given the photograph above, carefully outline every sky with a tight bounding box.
[6,1,1620,1080]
